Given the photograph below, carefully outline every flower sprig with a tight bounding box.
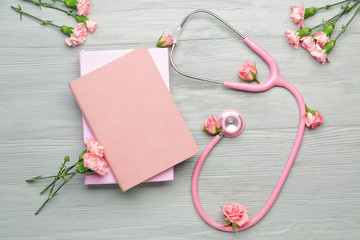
[286,0,360,63]
[11,5,60,28]
[11,0,96,47]
[11,4,88,46]
[27,138,108,215]
[290,0,351,28]
[23,0,97,33]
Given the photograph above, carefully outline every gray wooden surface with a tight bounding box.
[1,0,360,239]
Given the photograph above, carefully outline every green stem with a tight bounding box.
[35,198,51,215]
[318,0,350,10]
[332,2,351,23]
[308,9,347,34]
[62,162,79,175]
[325,0,360,27]
[310,13,341,29]
[311,0,359,30]
[11,5,60,28]
[22,0,76,17]
[48,160,79,195]
[335,6,360,40]
[35,173,76,215]
[51,173,76,197]
[26,173,73,182]
[39,162,78,195]
[48,160,67,196]
[40,179,58,195]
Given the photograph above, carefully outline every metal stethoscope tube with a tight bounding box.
[169,9,246,85]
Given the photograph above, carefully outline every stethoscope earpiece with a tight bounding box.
[218,109,245,138]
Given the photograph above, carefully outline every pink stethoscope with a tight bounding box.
[169,10,306,232]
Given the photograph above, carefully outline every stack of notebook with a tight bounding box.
[69,47,198,191]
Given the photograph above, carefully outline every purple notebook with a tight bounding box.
[79,48,174,185]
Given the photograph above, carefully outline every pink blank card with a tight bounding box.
[79,48,174,185]
[71,47,198,191]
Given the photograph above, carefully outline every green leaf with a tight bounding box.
[202,127,216,135]
[223,220,232,226]
[232,222,238,233]
[76,161,90,174]
[251,72,257,79]
[215,126,220,134]
[26,175,42,183]
[79,149,88,162]
[84,169,95,175]
[158,32,164,41]
[156,41,166,47]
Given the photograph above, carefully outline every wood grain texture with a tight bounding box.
[1,0,360,239]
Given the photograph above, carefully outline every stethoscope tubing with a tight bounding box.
[170,9,306,232]
[191,83,305,232]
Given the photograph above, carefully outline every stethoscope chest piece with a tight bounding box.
[218,109,245,137]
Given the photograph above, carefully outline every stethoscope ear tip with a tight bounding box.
[218,109,245,138]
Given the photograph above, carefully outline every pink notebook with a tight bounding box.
[79,48,174,185]
[70,47,198,191]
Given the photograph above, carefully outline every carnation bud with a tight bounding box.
[64,0,78,8]
[202,116,220,135]
[297,28,312,38]
[322,40,336,54]
[156,34,174,47]
[75,15,89,23]
[304,105,324,129]
[60,26,74,36]
[304,7,318,18]
[323,21,335,37]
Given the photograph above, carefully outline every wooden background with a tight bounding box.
[1,0,359,239]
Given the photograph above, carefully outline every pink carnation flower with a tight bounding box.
[222,203,249,227]
[203,116,220,135]
[300,36,316,52]
[84,138,104,157]
[239,61,257,81]
[77,0,90,16]
[83,152,109,176]
[304,105,324,129]
[156,34,174,47]
[313,31,330,48]
[305,112,324,129]
[65,22,87,47]
[290,5,305,28]
[286,29,300,49]
[85,19,97,33]
[309,44,330,64]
